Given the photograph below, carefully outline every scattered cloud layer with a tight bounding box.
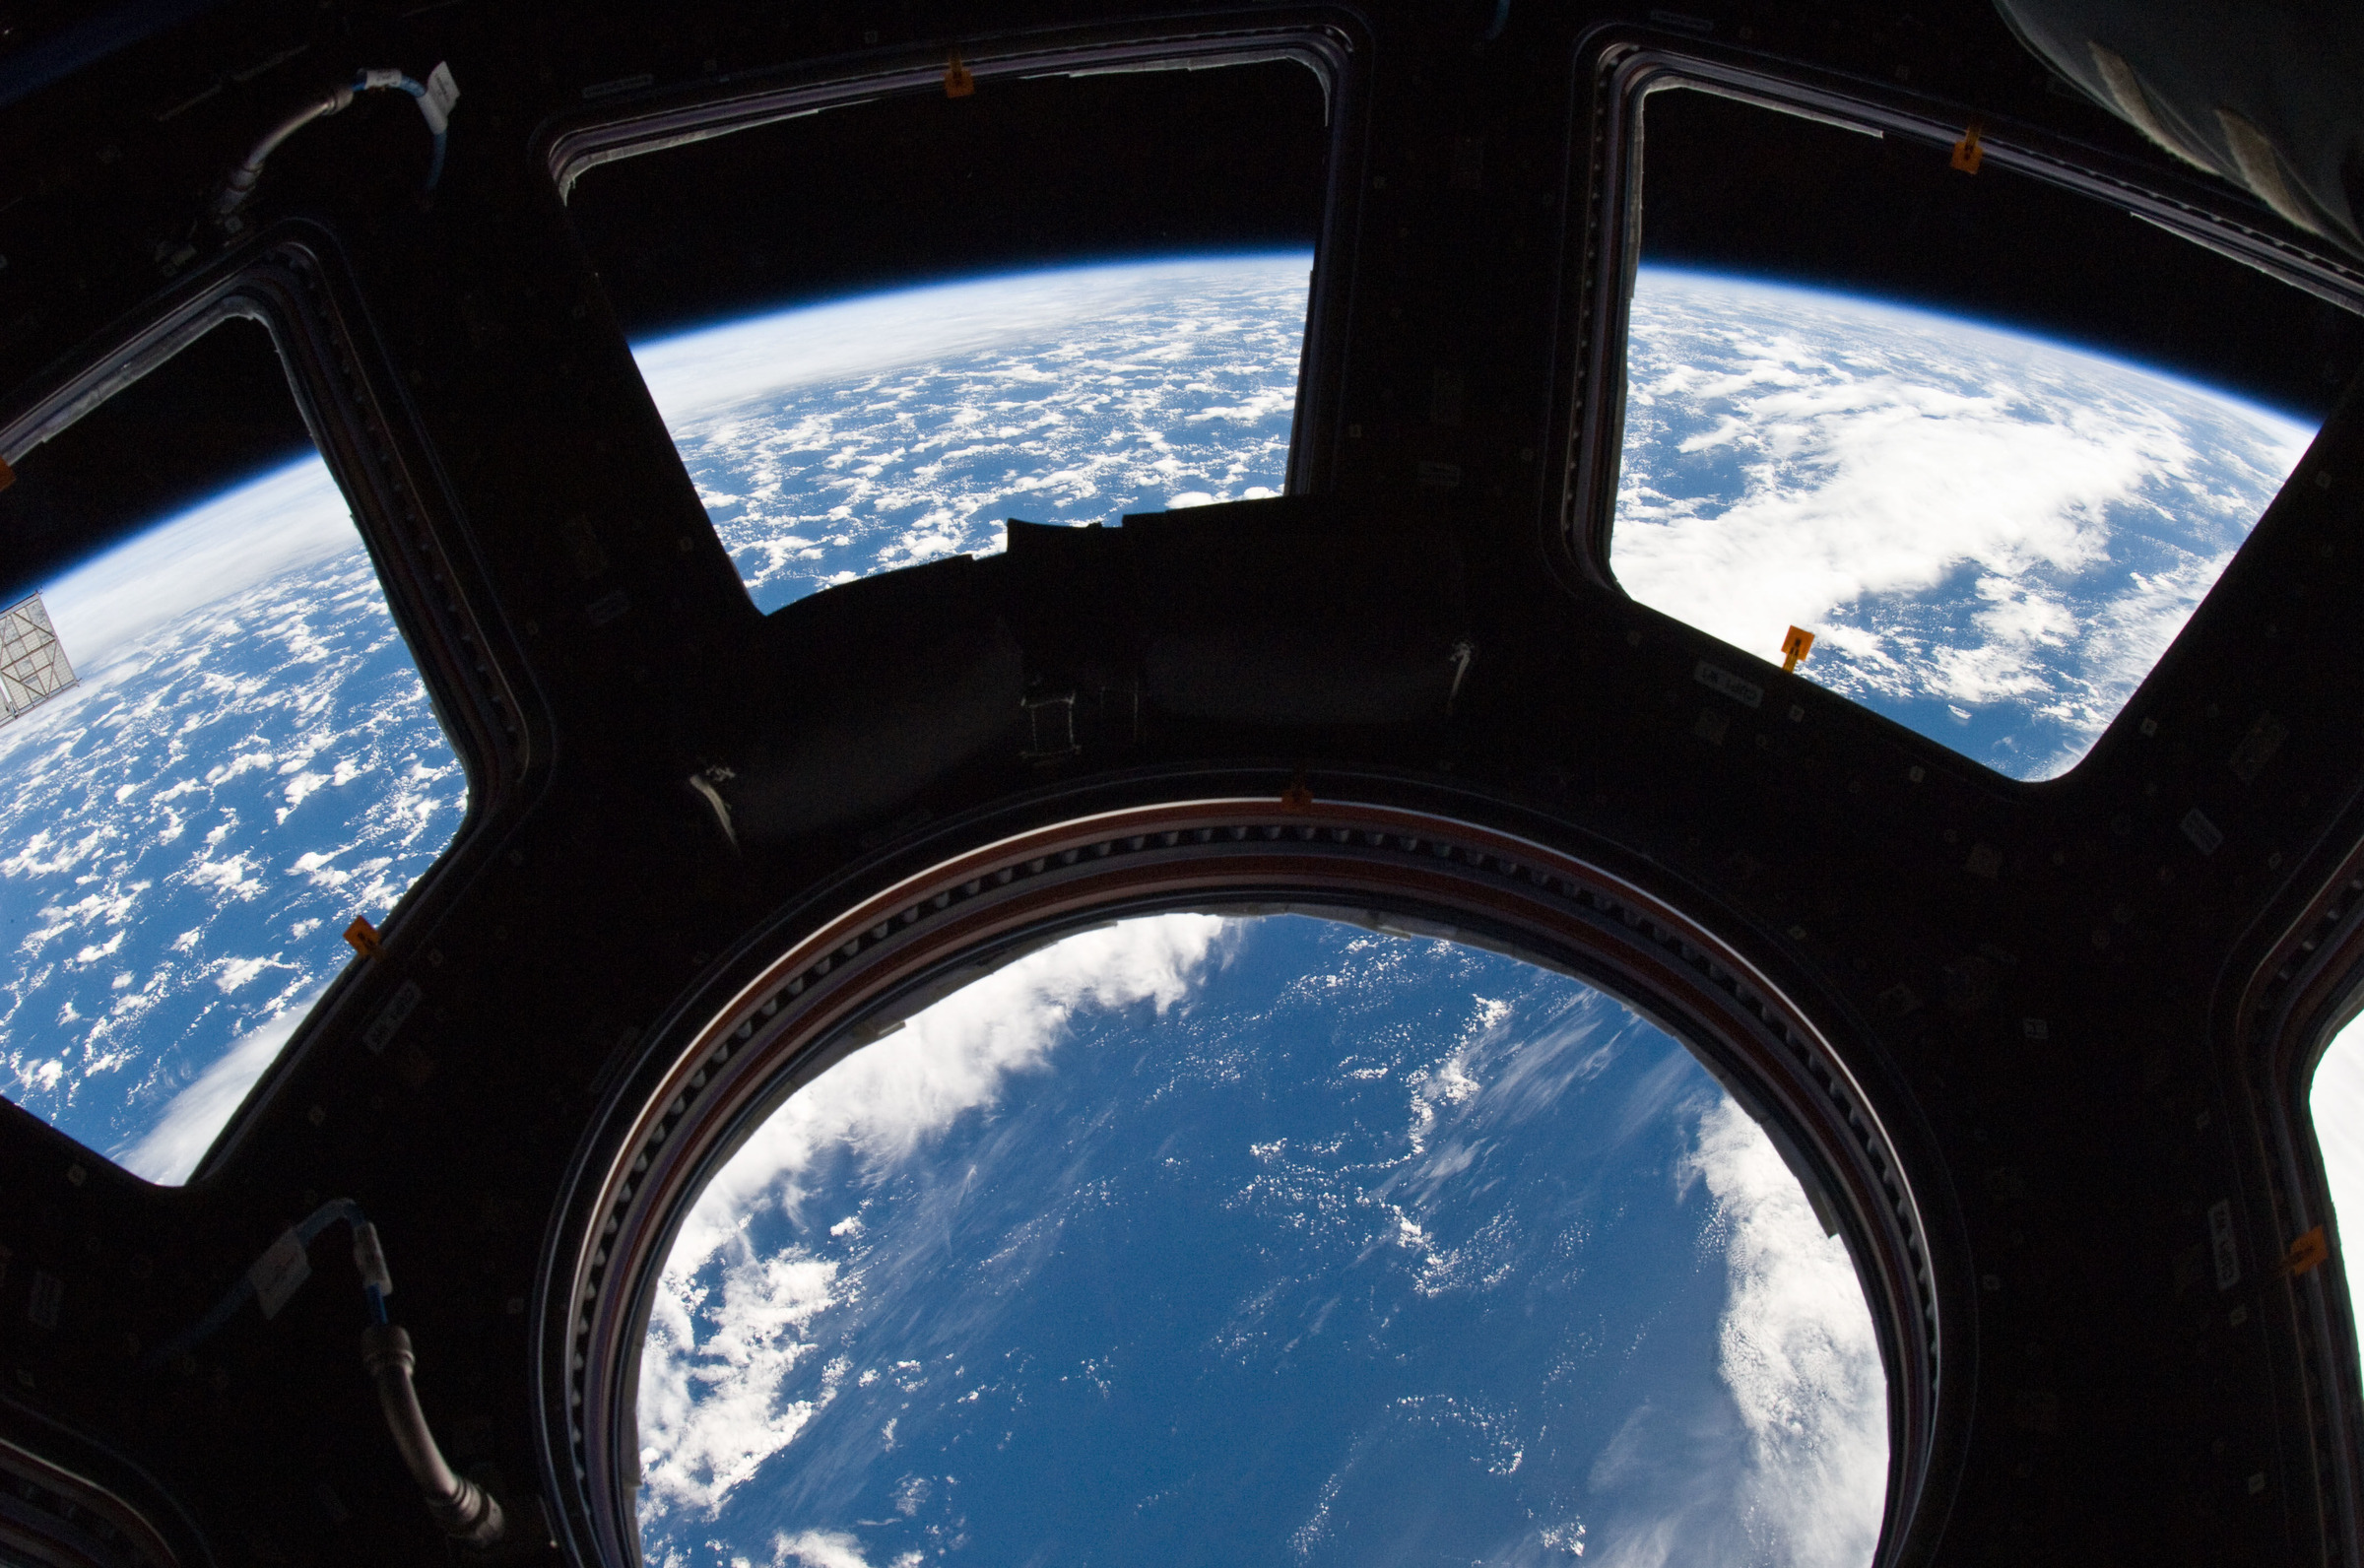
[1,458,464,1172]
[43,457,363,666]
[633,257,1307,421]
[631,255,1309,613]
[637,916,1228,1523]
[767,1529,924,1568]
[1615,269,2312,777]
[638,916,1888,1568]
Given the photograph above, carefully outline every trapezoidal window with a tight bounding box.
[0,318,466,1183]
[1602,83,2363,780]
[564,58,1329,614]
[635,912,1888,1568]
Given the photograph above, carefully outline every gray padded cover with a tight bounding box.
[1995,0,2364,254]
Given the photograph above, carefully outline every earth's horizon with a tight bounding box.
[0,249,2346,1568]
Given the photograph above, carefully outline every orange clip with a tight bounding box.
[1950,120,1985,174]
[1280,774,1315,813]
[1780,625,1816,674]
[344,916,383,959]
[2284,1224,2330,1276]
[944,48,975,98]
[0,454,14,492]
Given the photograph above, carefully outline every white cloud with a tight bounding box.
[112,987,323,1184]
[1617,295,2207,663]
[768,1530,918,1568]
[43,457,362,668]
[1693,1098,1885,1568]
[2311,1015,2364,1358]
[636,1254,847,1522]
[1613,269,2314,775]
[632,257,1312,425]
[637,914,1227,1523]
[1581,1095,1884,1568]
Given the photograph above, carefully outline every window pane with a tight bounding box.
[567,63,1327,613]
[0,321,466,1183]
[637,913,1887,1567]
[632,256,1310,611]
[1609,87,2359,780]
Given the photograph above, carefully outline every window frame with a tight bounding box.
[0,224,527,1183]
[0,1415,193,1568]
[545,794,1950,1568]
[2249,872,2364,1552]
[1548,33,2364,782]
[534,12,1370,503]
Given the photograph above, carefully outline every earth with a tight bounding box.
[0,456,467,1180]
[1614,269,2312,780]
[629,256,1308,613]
[635,914,1886,1568]
[0,252,2340,1567]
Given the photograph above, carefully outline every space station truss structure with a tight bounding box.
[0,591,78,723]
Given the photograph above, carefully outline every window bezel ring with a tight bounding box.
[542,793,1954,1567]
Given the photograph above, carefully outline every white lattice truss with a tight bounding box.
[0,592,77,722]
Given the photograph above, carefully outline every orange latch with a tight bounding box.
[1780,625,1816,674]
[1951,120,1985,174]
[2285,1224,2330,1276]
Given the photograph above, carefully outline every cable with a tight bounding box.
[213,62,457,226]
[353,67,452,192]
[143,1197,372,1367]
[212,83,353,221]
[362,1324,505,1546]
[144,1200,505,1547]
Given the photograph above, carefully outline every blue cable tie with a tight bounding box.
[350,71,447,194]
[144,1198,374,1369]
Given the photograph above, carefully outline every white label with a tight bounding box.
[2182,808,2224,856]
[2208,1200,2240,1292]
[27,1270,61,1329]
[248,1228,312,1320]
[422,61,460,134]
[363,979,422,1055]
[1693,661,1763,709]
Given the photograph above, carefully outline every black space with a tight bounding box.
[1638,90,2364,422]
[0,319,315,606]
[566,60,1331,342]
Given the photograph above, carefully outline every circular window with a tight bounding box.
[557,800,1937,1568]
[635,910,1887,1566]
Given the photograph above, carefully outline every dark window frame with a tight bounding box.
[546,797,1948,1568]
[0,223,525,1184]
[533,13,1370,501]
[2258,885,2364,1549]
[1549,33,2364,784]
[0,1416,194,1568]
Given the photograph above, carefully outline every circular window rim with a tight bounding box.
[543,793,1946,1567]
